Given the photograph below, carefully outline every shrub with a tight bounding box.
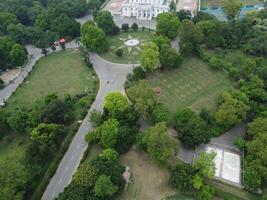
[131,23,138,31]
[208,57,223,70]
[0,78,5,89]
[151,104,169,124]
[133,66,146,80]
[116,48,123,57]
[121,23,129,32]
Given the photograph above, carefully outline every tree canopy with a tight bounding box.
[156,12,180,39]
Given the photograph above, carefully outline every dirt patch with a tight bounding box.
[117,147,176,200]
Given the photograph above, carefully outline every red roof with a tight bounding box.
[59,38,65,43]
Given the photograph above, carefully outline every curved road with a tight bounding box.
[41,53,134,200]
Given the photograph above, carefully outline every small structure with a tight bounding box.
[154,87,161,96]
[59,38,66,44]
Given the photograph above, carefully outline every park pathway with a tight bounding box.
[41,54,134,200]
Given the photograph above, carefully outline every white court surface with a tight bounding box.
[206,146,241,185]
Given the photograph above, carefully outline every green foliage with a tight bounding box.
[116,48,123,57]
[90,109,103,128]
[121,23,129,32]
[72,164,98,189]
[0,12,18,34]
[198,185,215,200]
[99,119,120,148]
[179,20,203,56]
[156,12,180,39]
[152,35,171,50]
[81,22,109,53]
[31,123,63,145]
[169,164,195,191]
[193,151,216,179]
[151,103,169,124]
[175,10,192,21]
[193,174,203,190]
[99,149,119,161]
[223,0,243,20]
[131,22,138,31]
[141,42,159,72]
[0,78,5,89]
[133,66,146,80]
[215,90,250,129]
[95,11,119,35]
[142,122,178,165]
[233,137,246,151]
[127,80,158,118]
[208,56,223,70]
[93,174,118,199]
[159,44,183,69]
[174,109,211,148]
[104,92,130,117]
[56,183,94,200]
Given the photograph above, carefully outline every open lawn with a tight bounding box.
[117,147,176,200]
[100,30,155,64]
[201,0,262,8]
[7,49,97,108]
[147,57,234,113]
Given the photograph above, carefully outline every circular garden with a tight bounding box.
[100,29,155,64]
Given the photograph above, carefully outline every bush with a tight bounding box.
[90,109,103,128]
[0,78,5,89]
[151,104,169,124]
[131,23,138,31]
[133,66,146,80]
[208,57,223,70]
[116,49,123,57]
[121,23,129,32]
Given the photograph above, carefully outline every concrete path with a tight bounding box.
[0,41,79,106]
[41,53,133,200]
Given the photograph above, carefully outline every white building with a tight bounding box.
[121,0,171,20]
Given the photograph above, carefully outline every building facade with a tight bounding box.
[121,0,171,20]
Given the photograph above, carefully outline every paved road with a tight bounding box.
[0,41,79,106]
[41,53,133,200]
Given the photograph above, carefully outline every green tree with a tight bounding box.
[176,9,192,21]
[72,164,97,188]
[159,44,182,69]
[131,22,138,31]
[151,103,169,124]
[95,11,119,35]
[169,0,176,13]
[90,109,103,128]
[140,42,159,71]
[179,19,203,56]
[143,122,178,165]
[9,44,27,66]
[31,123,63,145]
[198,185,215,200]
[169,164,195,191]
[104,92,130,117]
[175,109,211,148]
[99,119,120,148]
[156,12,180,39]
[193,151,216,179]
[121,23,129,31]
[93,175,118,199]
[81,21,109,53]
[215,90,250,129]
[223,0,243,20]
[99,148,119,161]
[0,12,18,34]
[152,35,171,50]
[127,80,158,118]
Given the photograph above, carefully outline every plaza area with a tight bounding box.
[100,30,155,64]
[206,145,241,185]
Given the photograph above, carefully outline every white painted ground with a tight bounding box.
[206,146,241,185]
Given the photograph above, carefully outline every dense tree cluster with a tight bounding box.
[87,92,139,154]
[0,93,94,199]
[95,11,119,35]
[57,150,125,200]
[0,37,27,71]
[156,12,180,39]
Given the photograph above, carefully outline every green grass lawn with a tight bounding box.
[147,57,234,113]
[7,49,97,108]
[100,29,155,64]
[202,0,262,8]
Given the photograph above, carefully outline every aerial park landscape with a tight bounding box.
[0,0,266,200]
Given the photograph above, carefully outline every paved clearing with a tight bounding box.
[117,147,176,200]
[7,50,96,108]
[147,57,234,113]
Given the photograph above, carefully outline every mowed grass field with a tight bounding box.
[147,57,234,113]
[101,30,155,64]
[7,49,97,108]
[117,147,176,200]
[202,0,262,8]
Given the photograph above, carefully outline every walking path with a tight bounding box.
[42,54,133,200]
[0,41,79,106]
